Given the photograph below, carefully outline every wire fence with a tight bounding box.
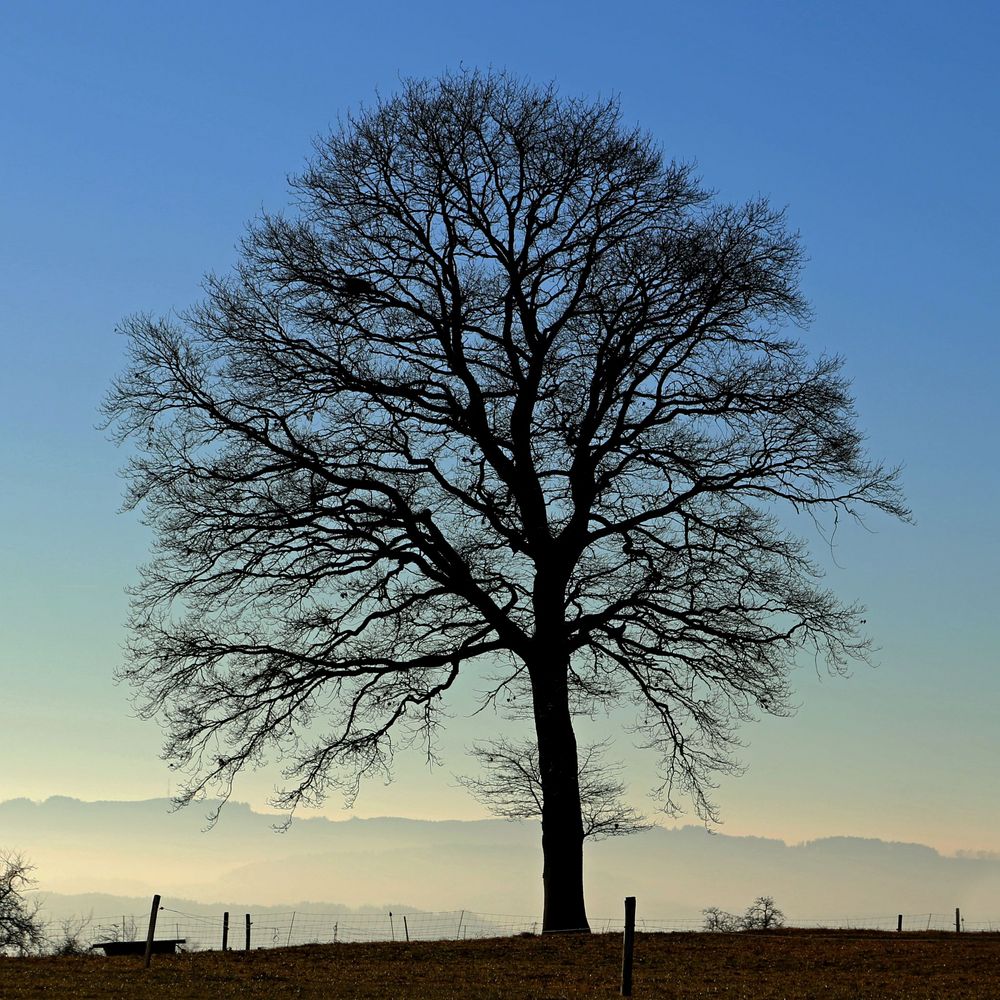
[789,913,1000,933]
[58,908,543,952]
[48,906,1000,954]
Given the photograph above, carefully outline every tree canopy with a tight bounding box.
[105,70,907,931]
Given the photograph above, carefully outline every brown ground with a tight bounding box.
[2,930,999,999]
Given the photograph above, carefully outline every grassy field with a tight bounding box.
[2,930,999,999]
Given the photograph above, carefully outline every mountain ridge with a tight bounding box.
[3,796,998,921]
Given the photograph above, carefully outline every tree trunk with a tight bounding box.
[529,647,590,933]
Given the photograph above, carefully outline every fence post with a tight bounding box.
[955,908,961,933]
[897,914,902,932]
[245,913,251,951]
[456,910,465,940]
[143,894,161,969]
[621,896,636,997]
[222,911,229,951]
[403,915,410,942]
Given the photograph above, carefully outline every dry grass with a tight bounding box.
[3,930,999,999]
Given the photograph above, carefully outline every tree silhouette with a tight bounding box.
[0,852,45,956]
[741,895,785,930]
[104,70,908,932]
[702,896,785,932]
[457,737,649,840]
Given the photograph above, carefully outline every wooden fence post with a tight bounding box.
[143,894,161,969]
[897,914,902,932]
[621,896,636,997]
[403,915,410,942]
[245,913,251,951]
[955,908,961,933]
[222,911,229,951]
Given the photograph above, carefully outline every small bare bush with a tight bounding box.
[95,915,139,942]
[50,915,94,956]
[702,906,740,932]
[703,896,785,932]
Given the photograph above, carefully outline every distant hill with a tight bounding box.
[3,797,999,924]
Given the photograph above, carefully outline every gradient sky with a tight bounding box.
[1,1,997,856]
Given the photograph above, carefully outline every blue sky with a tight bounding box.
[1,1,997,854]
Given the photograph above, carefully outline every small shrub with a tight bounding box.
[703,897,785,932]
[702,906,740,932]
[95,915,139,942]
[50,916,94,956]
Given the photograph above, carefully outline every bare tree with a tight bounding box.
[458,737,648,839]
[703,896,785,932]
[741,895,785,930]
[0,851,45,956]
[103,69,908,932]
[702,906,740,932]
